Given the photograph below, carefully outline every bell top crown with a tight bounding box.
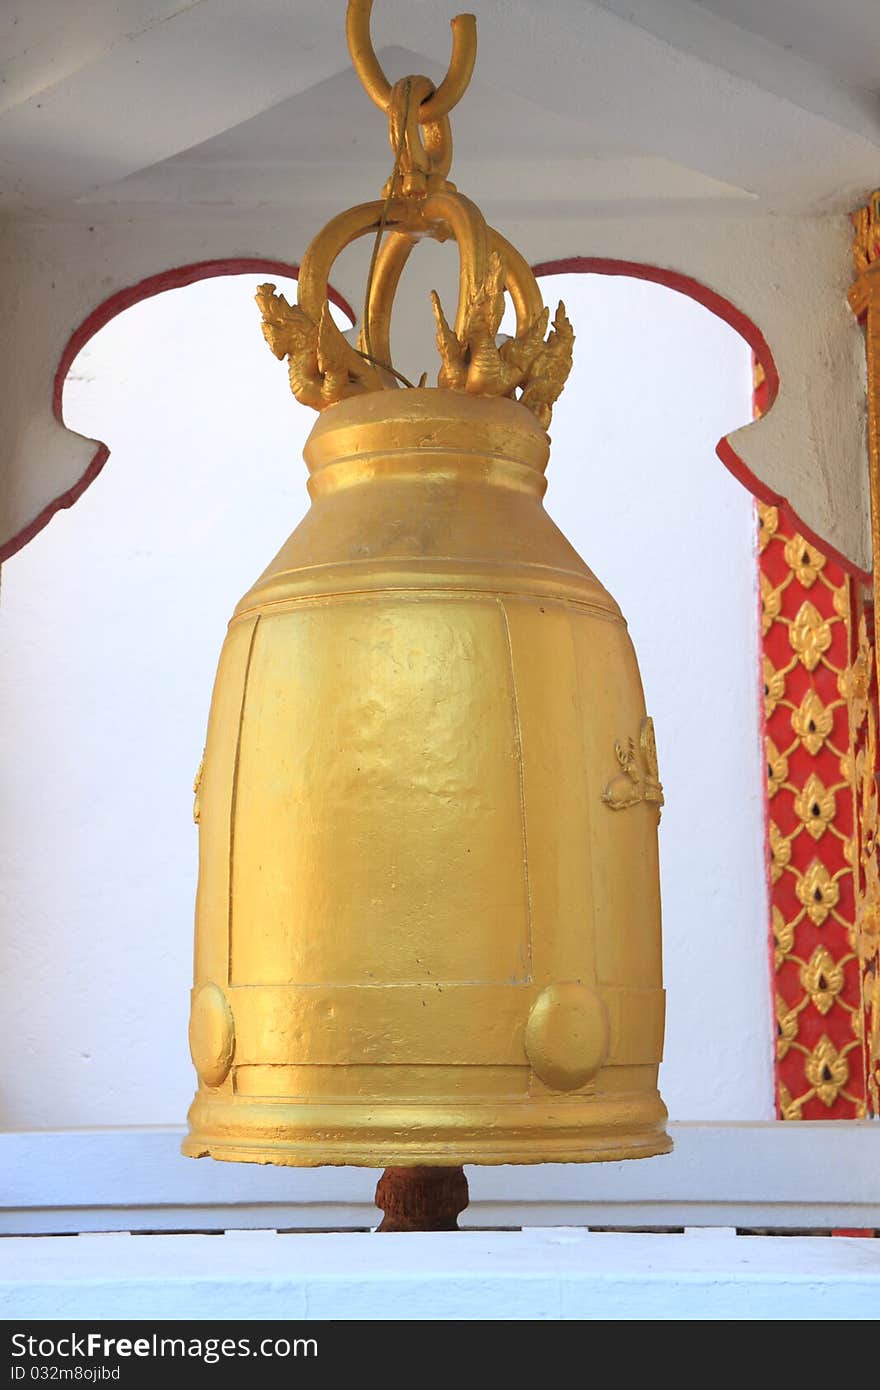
[256,0,574,429]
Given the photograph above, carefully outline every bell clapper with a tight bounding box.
[375,1166,470,1232]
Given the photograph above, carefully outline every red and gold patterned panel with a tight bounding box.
[759,500,878,1118]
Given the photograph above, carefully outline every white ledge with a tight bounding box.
[2,1122,878,1234]
[1,1229,878,1320]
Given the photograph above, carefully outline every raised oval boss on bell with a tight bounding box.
[184,0,671,1180]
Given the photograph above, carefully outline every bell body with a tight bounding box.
[184,390,670,1166]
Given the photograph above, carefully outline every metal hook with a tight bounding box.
[346,0,477,124]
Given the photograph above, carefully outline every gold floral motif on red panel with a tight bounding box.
[758,499,878,1118]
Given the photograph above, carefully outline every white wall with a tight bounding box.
[0,270,770,1129]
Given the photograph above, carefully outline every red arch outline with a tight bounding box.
[0,258,356,565]
[534,257,871,585]
[2,253,869,585]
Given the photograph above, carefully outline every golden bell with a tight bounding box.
[184,1,670,1169]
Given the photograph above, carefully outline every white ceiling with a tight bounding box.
[1,0,878,221]
[692,0,880,94]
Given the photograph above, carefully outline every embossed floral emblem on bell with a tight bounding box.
[183,0,671,1168]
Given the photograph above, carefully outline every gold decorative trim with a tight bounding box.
[851,189,880,278]
[849,191,880,1116]
[193,750,205,826]
[602,717,664,819]
[256,3,573,425]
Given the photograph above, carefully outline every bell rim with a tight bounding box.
[183,1089,671,1169]
[181,1133,674,1169]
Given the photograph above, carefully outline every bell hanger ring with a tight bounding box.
[345,0,477,123]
